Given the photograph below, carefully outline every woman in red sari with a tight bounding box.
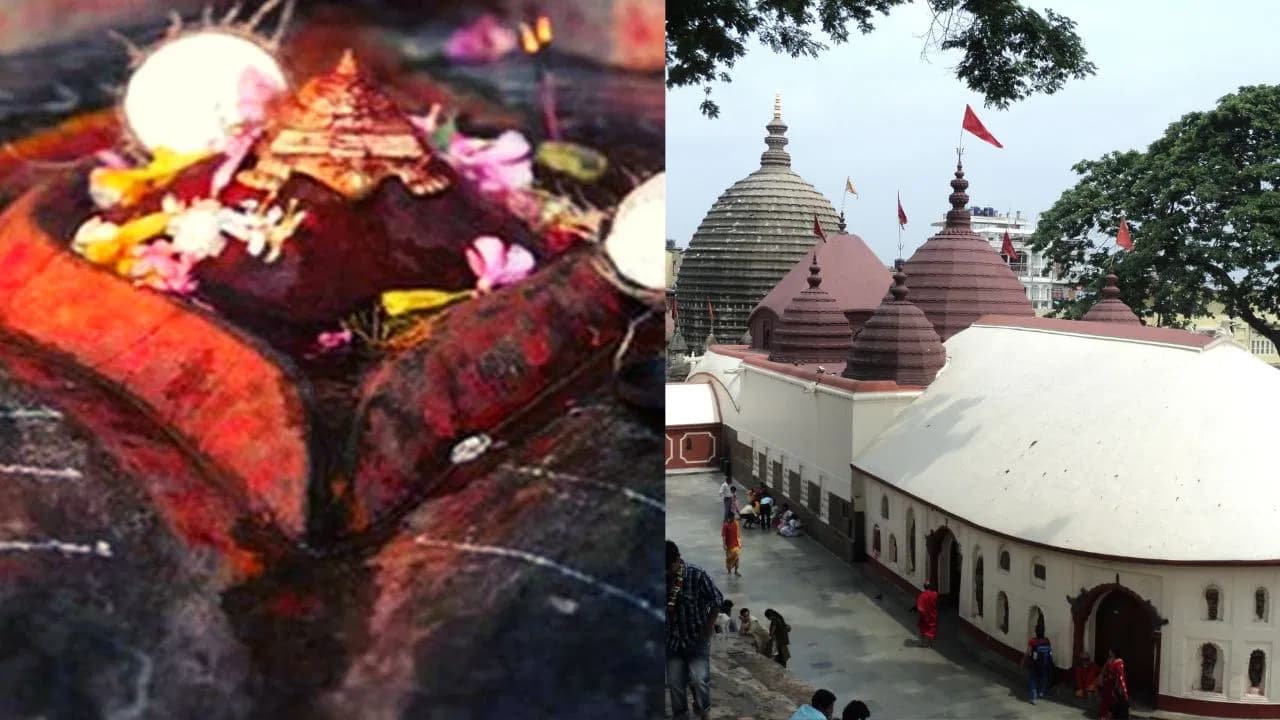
[915,582,939,648]
[1099,648,1129,719]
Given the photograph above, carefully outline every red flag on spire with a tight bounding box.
[897,192,908,228]
[671,295,678,321]
[962,105,1004,148]
[813,215,827,242]
[1116,216,1133,251]
[1001,229,1017,259]
[707,298,715,323]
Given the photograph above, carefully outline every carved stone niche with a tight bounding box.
[1206,587,1221,621]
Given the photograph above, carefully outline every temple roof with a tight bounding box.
[853,320,1277,561]
[675,95,841,348]
[843,269,945,386]
[750,233,891,324]
[768,253,853,364]
[1082,273,1141,325]
[900,160,1033,341]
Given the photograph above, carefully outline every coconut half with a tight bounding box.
[603,172,664,294]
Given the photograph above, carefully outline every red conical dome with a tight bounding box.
[901,161,1033,340]
[768,253,853,364]
[1082,273,1141,324]
[843,268,946,386]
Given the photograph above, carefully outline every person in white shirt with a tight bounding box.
[718,479,734,520]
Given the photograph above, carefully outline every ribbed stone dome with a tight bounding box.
[901,161,1033,341]
[1082,273,1141,324]
[768,255,852,364]
[844,269,946,386]
[674,95,841,350]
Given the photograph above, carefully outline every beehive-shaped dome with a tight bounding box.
[768,254,852,364]
[901,161,1033,340]
[843,268,946,386]
[675,94,840,349]
[1082,273,1141,325]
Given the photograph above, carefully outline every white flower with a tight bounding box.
[72,217,120,254]
[449,434,493,464]
[166,198,227,260]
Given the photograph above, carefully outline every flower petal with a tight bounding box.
[466,236,506,279]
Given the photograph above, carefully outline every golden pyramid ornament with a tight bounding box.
[237,50,451,200]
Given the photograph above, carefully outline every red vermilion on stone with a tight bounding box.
[348,247,637,533]
[0,186,312,539]
[901,161,1033,341]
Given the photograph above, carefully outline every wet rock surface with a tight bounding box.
[0,343,662,719]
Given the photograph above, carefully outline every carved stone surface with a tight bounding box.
[901,162,1033,341]
[1083,273,1141,325]
[674,98,840,349]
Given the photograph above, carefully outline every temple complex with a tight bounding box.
[669,154,1280,718]
[673,95,842,351]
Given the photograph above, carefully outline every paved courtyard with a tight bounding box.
[667,471,1096,720]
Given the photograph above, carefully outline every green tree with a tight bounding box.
[1031,84,1280,351]
[666,0,1095,117]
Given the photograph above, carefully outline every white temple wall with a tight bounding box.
[863,475,1280,711]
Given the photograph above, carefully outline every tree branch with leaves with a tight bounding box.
[1030,85,1280,351]
[666,0,1095,117]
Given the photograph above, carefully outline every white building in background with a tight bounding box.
[934,207,1074,312]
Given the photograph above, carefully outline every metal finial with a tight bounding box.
[774,92,781,118]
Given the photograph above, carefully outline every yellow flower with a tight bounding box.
[72,212,171,269]
[381,289,474,317]
[89,147,213,209]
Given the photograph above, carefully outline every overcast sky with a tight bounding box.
[666,0,1280,264]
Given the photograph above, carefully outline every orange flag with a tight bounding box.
[1116,217,1133,251]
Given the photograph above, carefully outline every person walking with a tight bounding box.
[1023,629,1053,704]
[788,689,837,720]
[914,582,939,648]
[765,608,791,668]
[666,540,723,720]
[718,478,734,520]
[1099,648,1130,719]
[721,516,742,576]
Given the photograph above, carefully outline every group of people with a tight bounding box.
[720,478,803,537]
[788,689,871,720]
[716,600,792,668]
[913,582,1130,716]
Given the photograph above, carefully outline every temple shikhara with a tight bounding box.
[667,98,1280,718]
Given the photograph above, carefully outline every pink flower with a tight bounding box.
[131,241,198,295]
[316,329,353,351]
[211,129,261,197]
[94,150,131,169]
[237,66,284,127]
[445,15,518,64]
[466,236,535,293]
[446,130,533,196]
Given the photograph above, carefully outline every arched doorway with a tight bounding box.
[927,528,962,610]
[1071,583,1164,710]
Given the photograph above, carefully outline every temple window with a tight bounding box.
[1248,650,1266,696]
[998,547,1011,573]
[1031,557,1047,587]
[1256,587,1269,622]
[1197,643,1224,693]
[906,509,917,574]
[1028,605,1045,639]
[997,592,1009,634]
[1205,585,1223,621]
[880,495,889,520]
[973,554,984,617]
[889,535,898,564]
[872,525,882,556]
